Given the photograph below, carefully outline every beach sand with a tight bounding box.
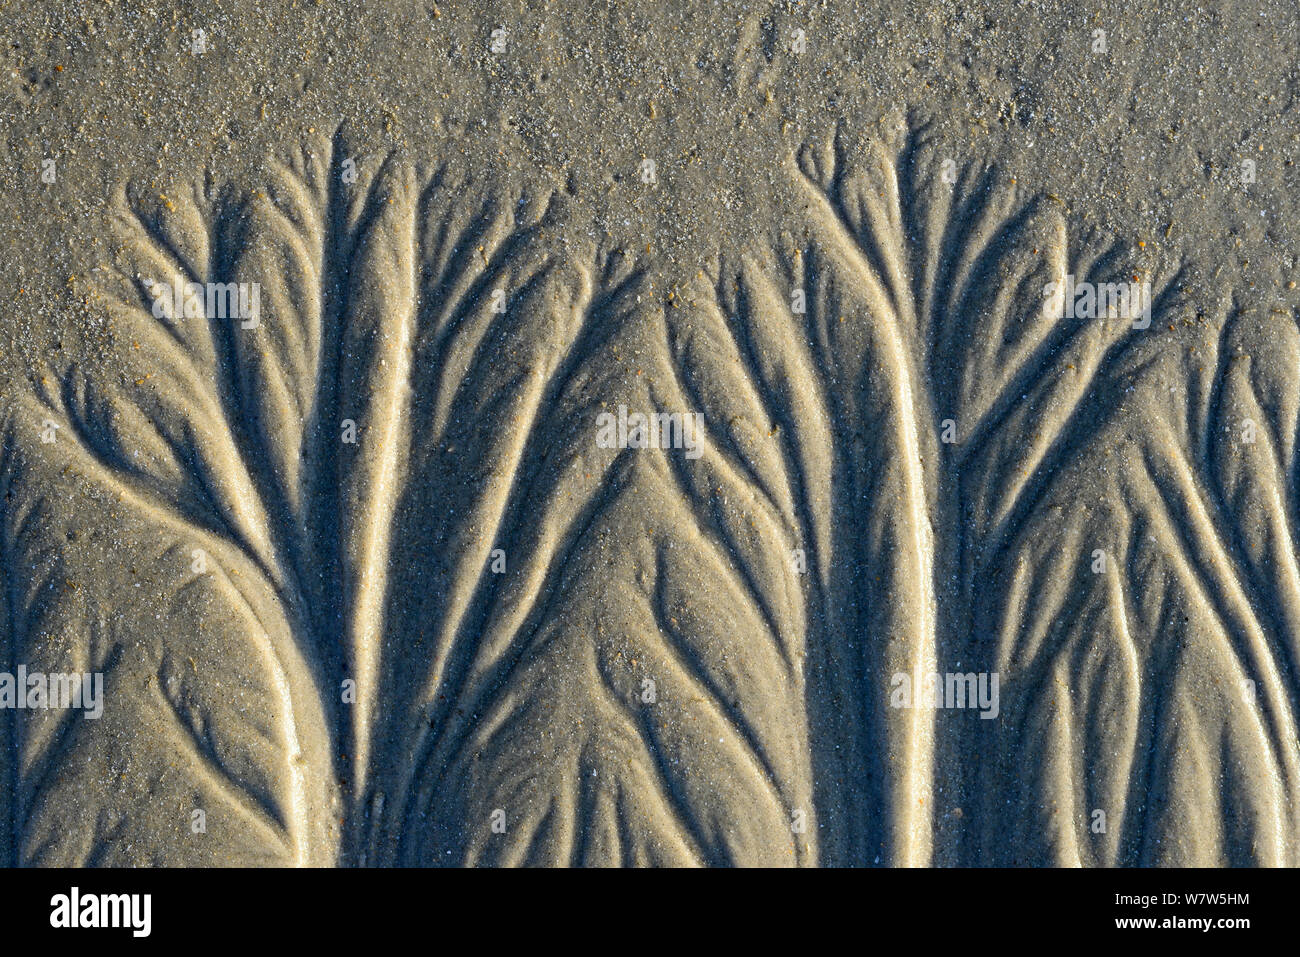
[1,0,1299,866]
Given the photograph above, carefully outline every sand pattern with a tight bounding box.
[2,120,1296,866]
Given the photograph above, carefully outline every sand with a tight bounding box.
[1,0,1299,866]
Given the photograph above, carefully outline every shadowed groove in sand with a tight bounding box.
[2,118,1298,866]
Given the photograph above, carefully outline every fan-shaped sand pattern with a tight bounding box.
[3,121,1296,866]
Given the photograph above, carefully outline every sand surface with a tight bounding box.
[2,0,1300,866]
